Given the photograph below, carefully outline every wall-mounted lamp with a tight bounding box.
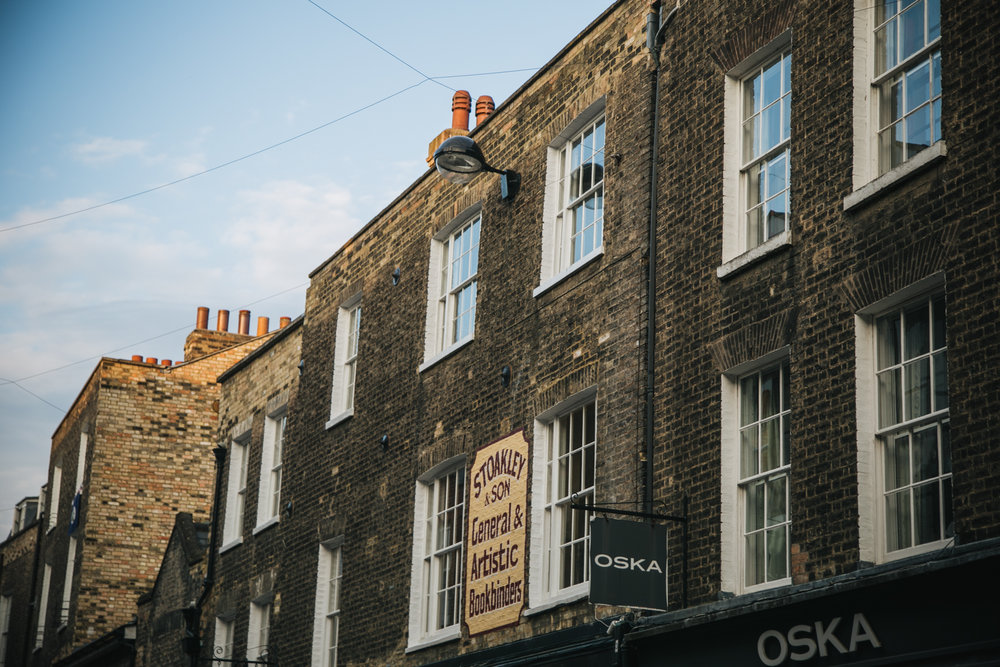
[433,136,520,201]
[500,365,511,388]
[392,267,401,286]
[379,434,389,452]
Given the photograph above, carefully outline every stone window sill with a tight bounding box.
[717,230,792,280]
[844,141,947,211]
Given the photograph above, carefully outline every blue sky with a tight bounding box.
[0,0,614,534]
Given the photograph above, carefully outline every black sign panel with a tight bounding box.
[589,518,667,610]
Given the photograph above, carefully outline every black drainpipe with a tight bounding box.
[644,1,677,517]
[186,446,226,667]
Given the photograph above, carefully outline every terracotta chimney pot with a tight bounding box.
[217,309,230,332]
[238,309,250,335]
[160,359,172,366]
[257,317,270,336]
[476,95,495,126]
[196,306,209,330]
[145,357,158,365]
[280,316,291,329]
[131,355,143,362]
[452,90,471,131]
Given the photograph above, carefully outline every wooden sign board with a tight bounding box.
[464,430,529,636]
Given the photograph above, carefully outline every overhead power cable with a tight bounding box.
[0,80,428,234]
[305,0,455,92]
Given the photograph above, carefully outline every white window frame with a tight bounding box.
[247,600,271,662]
[420,208,481,371]
[254,410,286,533]
[47,461,63,532]
[222,431,250,549]
[1,594,12,666]
[59,536,77,626]
[720,354,792,594]
[855,277,952,564]
[406,457,465,650]
[35,563,52,649]
[536,100,606,297]
[528,389,596,612]
[328,296,362,428]
[311,538,343,667]
[847,0,944,209]
[213,617,234,667]
[720,33,792,275]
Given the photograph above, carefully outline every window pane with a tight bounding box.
[765,192,787,240]
[940,421,951,474]
[877,313,901,369]
[931,294,946,349]
[762,101,782,153]
[745,532,764,585]
[766,526,787,581]
[743,116,760,161]
[762,60,782,106]
[741,427,759,478]
[761,418,780,472]
[877,368,901,428]
[766,475,787,526]
[740,376,758,425]
[933,350,948,411]
[904,357,931,420]
[912,425,939,482]
[875,19,897,75]
[927,0,940,39]
[885,488,911,551]
[942,476,954,538]
[905,60,930,114]
[905,104,931,156]
[899,2,925,61]
[765,152,787,200]
[885,434,910,491]
[913,481,940,546]
[746,480,764,531]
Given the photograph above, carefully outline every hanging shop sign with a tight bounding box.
[464,430,529,636]
[590,517,667,610]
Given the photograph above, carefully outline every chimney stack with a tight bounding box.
[427,91,475,166]
[217,309,230,332]
[475,95,495,126]
[257,317,270,336]
[196,306,209,330]
[238,309,251,335]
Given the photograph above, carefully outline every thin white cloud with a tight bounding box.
[73,136,147,164]
[225,179,359,289]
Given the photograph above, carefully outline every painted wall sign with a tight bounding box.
[589,517,667,610]
[464,430,528,636]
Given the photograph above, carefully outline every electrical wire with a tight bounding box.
[0,80,429,234]
[0,377,66,413]
[305,0,454,92]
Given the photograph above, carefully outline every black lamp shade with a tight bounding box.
[434,135,487,184]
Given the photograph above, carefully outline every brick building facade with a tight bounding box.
[0,308,287,666]
[202,0,999,665]
[7,0,996,665]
